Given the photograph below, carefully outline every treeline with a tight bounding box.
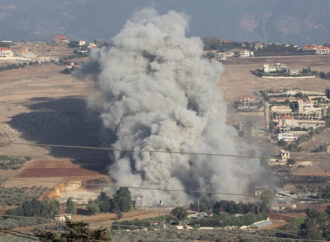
[189,212,267,228]
[202,39,314,56]
[202,38,249,52]
[254,44,310,56]
[319,72,330,80]
[6,198,59,218]
[0,62,39,72]
[87,188,134,216]
[190,189,274,215]
[213,200,268,214]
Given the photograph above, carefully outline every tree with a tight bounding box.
[34,220,110,241]
[87,200,100,215]
[68,41,79,48]
[259,189,275,210]
[112,187,133,212]
[66,198,76,215]
[97,192,111,212]
[171,207,188,225]
[299,208,328,240]
[287,159,296,165]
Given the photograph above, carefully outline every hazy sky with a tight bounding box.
[0,0,329,44]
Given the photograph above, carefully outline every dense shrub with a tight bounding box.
[0,155,31,169]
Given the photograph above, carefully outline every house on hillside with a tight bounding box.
[78,40,86,46]
[239,50,254,58]
[240,94,257,105]
[277,132,297,142]
[54,214,72,223]
[0,47,13,58]
[271,203,296,211]
[217,52,227,60]
[263,63,287,73]
[315,46,330,55]
[303,44,321,51]
[54,35,69,44]
[254,43,264,50]
[220,38,230,43]
[278,115,295,130]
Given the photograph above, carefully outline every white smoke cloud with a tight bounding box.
[87,8,266,206]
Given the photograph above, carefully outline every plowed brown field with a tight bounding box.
[14,160,107,178]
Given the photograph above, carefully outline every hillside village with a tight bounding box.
[0,35,330,241]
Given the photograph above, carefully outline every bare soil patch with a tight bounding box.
[14,160,107,178]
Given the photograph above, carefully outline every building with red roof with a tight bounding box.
[240,94,256,105]
[0,47,13,58]
[54,35,69,44]
[315,46,330,55]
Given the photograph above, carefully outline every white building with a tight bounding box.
[0,47,13,58]
[278,133,297,142]
[54,35,69,44]
[315,46,330,55]
[271,203,296,211]
[297,99,322,118]
[239,50,254,58]
[54,214,72,223]
[78,40,86,46]
[263,63,287,73]
[289,69,300,76]
[217,52,227,60]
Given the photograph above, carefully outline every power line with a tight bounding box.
[10,142,330,161]
[11,142,270,159]
[5,177,329,202]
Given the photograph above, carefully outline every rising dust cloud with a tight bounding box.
[84,9,268,205]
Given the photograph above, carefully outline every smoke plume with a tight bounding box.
[86,9,267,205]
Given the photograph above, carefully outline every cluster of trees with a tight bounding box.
[252,68,315,78]
[280,126,326,151]
[318,185,330,199]
[87,188,133,216]
[299,207,330,240]
[6,198,59,218]
[35,220,110,242]
[319,71,330,80]
[212,200,268,215]
[0,186,48,206]
[190,190,275,216]
[254,44,311,56]
[312,144,328,153]
[0,155,30,170]
[0,62,39,72]
[202,38,250,52]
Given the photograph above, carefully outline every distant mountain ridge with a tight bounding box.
[0,0,329,45]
